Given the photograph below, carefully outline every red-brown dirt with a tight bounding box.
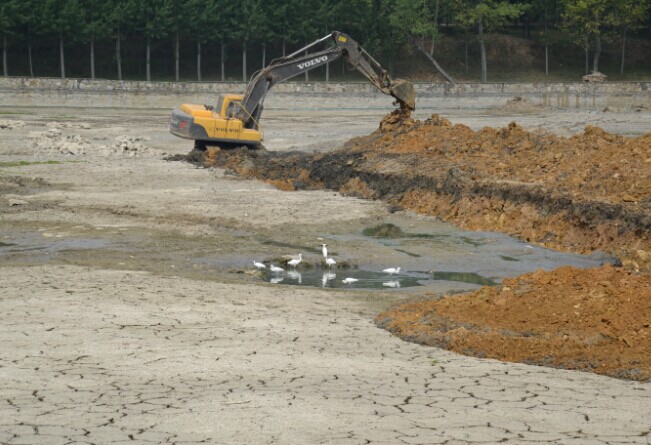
[376,265,651,381]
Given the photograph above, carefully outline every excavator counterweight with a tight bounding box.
[170,32,415,149]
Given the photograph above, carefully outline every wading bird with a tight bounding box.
[287,253,302,268]
[342,277,358,284]
[270,264,284,274]
[321,243,328,259]
[325,257,336,268]
[253,260,266,270]
[382,267,401,275]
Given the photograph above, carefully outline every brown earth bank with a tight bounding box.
[169,111,651,379]
[376,265,651,381]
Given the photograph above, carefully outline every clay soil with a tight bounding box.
[377,265,651,381]
[179,109,651,380]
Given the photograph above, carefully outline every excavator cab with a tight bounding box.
[170,94,263,148]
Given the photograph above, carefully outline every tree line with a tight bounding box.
[1,0,650,83]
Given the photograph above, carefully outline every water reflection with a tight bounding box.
[382,280,401,288]
[321,271,336,287]
[270,277,284,284]
[287,270,302,284]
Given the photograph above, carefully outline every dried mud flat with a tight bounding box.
[2,104,651,444]
[180,109,651,381]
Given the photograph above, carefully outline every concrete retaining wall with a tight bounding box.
[1,77,649,111]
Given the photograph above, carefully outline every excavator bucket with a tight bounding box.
[389,79,416,111]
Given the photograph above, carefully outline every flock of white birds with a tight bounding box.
[253,243,402,287]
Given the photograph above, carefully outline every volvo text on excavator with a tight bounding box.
[169,31,416,149]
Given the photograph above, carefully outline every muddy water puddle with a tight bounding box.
[1,216,617,295]
[244,218,616,292]
[261,268,496,290]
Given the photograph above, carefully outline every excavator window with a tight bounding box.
[226,101,238,118]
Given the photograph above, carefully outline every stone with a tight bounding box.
[9,198,28,206]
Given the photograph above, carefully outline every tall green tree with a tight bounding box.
[168,0,188,82]
[390,0,455,82]
[561,0,608,74]
[451,0,526,82]
[0,0,21,76]
[82,0,111,79]
[559,0,648,75]
[40,0,85,79]
[185,0,222,81]
[138,0,172,81]
[19,0,39,77]
[231,0,268,81]
[106,0,139,80]
[185,0,211,81]
[608,0,649,74]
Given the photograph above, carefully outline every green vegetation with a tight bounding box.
[0,0,650,82]
[0,160,63,167]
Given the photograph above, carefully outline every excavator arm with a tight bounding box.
[235,31,416,130]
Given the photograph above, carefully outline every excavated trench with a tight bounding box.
[169,110,651,381]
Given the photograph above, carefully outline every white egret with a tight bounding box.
[383,280,401,288]
[342,277,358,284]
[253,260,266,270]
[325,257,336,268]
[270,264,284,274]
[382,267,401,275]
[287,253,302,268]
[321,243,328,258]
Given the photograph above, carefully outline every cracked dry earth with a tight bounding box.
[3,266,651,445]
[2,106,651,444]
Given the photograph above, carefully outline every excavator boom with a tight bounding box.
[237,32,415,129]
[170,32,415,148]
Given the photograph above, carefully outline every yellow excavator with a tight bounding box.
[169,31,416,150]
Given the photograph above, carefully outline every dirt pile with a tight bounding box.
[376,265,651,381]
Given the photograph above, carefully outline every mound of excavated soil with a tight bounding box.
[376,265,651,381]
[169,111,651,379]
